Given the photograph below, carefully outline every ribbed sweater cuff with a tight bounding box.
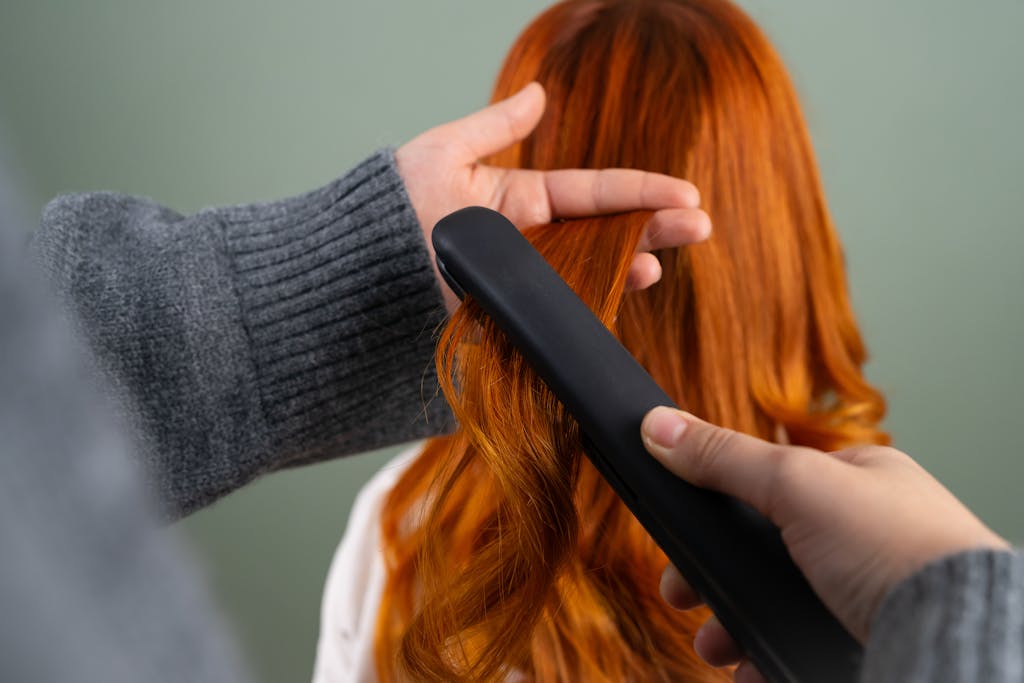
[862,549,1024,682]
[221,149,453,461]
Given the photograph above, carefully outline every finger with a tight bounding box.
[640,407,828,521]
[544,168,701,218]
[636,208,712,251]
[694,616,743,667]
[659,563,702,610]
[734,659,769,683]
[432,82,546,162]
[626,253,662,291]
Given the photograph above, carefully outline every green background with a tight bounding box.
[2,1,1022,680]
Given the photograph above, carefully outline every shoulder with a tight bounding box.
[312,445,420,683]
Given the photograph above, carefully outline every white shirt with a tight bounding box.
[311,447,419,683]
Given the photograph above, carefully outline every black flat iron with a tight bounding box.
[432,206,862,683]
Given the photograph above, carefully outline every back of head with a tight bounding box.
[376,1,888,680]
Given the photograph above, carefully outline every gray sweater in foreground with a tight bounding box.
[11,149,1023,681]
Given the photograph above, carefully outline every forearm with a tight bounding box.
[862,548,1024,682]
[33,149,454,519]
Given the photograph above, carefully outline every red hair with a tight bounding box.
[374,1,888,680]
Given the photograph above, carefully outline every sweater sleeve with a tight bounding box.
[33,149,454,518]
[861,549,1024,682]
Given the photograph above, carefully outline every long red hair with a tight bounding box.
[374,1,888,680]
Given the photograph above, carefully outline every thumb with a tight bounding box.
[432,82,546,162]
[641,407,827,523]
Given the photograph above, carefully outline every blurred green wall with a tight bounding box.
[1,1,1022,680]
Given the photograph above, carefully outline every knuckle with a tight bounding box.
[871,445,916,470]
[502,110,521,144]
[764,446,819,512]
[589,171,603,211]
[689,426,736,485]
[872,445,905,460]
[770,446,810,487]
[842,444,902,467]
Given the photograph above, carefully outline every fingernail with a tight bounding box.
[643,406,687,450]
[693,616,718,661]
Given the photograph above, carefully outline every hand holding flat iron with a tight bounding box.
[641,407,1009,683]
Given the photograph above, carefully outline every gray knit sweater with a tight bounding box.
[8,149,1023,681]
[33,149,454,519]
